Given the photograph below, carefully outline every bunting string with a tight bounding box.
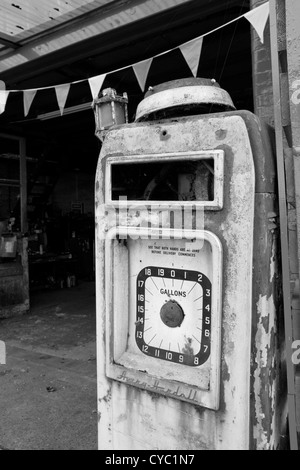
[0,1,270,117]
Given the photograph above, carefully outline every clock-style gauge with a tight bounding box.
[105,227,222,410]
[136,267,211,367]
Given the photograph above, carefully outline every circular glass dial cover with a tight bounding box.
[136,266,212,367]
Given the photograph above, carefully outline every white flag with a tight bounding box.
[55,83,71,116]
[23,89,37,117]
[133,58,153,92]
[179,37,204,77]
[0,80,9,114]
[244,2,270,44]
[0,91,9,114]
[88,74,106,99]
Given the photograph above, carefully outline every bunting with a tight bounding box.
[88,74,107,100]
[0,2,270,118]
[179,37,203,77]
[23,89,37,117]
[133,58,154,92]
[55,83,71,116]
[0,80,8,115]
[0,91,9,115]
[244,1,270,44]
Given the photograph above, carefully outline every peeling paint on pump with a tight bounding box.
[95,78,285,450]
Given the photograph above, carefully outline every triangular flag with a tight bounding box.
[0,91,9,114]
[244,2,270,44]
[179,37,204,77]
[55,83,70,116]
[88,74,106,100]
[23,89,37,117]
[0,80,9,115]
[133,58,153,92]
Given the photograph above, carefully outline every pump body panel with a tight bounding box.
[95,110,283,450]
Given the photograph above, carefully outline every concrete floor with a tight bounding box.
[0,281,97,450]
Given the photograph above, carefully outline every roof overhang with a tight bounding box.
[0,0,246,87]
[0,0,199,74]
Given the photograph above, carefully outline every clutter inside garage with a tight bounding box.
[0,5,253,317]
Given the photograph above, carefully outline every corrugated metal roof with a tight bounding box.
[0,0,194,74]
[0,0,111,40]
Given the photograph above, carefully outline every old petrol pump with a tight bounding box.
[94,78,285,450]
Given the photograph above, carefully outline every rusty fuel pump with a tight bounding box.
[94,78,286,450]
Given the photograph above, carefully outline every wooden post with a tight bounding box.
[269,0,298,450]
[19,137,27,234]
[286,0,300,443]
[250,0,274,124]
[286,0,300,286]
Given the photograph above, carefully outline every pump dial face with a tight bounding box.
[136,267,211,367]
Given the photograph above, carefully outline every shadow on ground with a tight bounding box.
[0,281,97,450]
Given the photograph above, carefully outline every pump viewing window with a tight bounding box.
[105,151,224,210]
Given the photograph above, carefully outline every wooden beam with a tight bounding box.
[0,33,20,49]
